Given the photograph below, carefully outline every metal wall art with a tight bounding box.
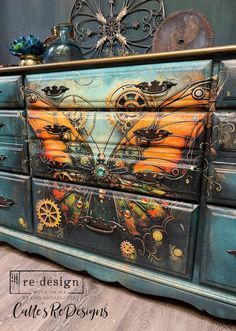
[70,0,165,58]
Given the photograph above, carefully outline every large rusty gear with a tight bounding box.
[152,9,214,52]
[36,199,61,228]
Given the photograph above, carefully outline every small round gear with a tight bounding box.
[36,199,62,228]
[120,240,136,257]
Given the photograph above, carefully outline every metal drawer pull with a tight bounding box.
[42,85,69,98]
[83,216,116,234]
[227,250,236,257]
[0,155,6,161]
[0,195,15,208]
[0,122,5,128]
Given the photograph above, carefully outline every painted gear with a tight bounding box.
[53,171,75,182]
[120,240,136,257]
[114,89,148,109]
[107,85,149,110]
[36,199,62,228]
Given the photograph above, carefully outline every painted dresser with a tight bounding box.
[0,47,236,320]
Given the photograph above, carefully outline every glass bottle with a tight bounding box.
[44,23,83,63]
[44,25,59,47]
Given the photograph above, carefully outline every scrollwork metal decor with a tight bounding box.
[70,0,165,58]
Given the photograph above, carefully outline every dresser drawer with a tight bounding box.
[207,162,236,207]
[0,172,32,232]
[0,110,27,137]
[0,76,24,108]
[0,138,29,174]
[211,112,236,154]
[201,205,236,292]
[33,178,199,278]
[25,60,212,109]
[28,110,207,201]
[216,60,236,108]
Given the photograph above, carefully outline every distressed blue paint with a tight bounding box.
[0,172,32,232]
[0,111,27,137]
[201,205,236,292]
[26,60,212,109]
[0,76,24,108]
[0,137,29,174]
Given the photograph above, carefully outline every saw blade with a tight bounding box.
[152,9,214,52]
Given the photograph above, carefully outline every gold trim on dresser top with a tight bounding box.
[1,45,236,75]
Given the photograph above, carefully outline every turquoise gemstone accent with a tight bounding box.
[95,165,107,178]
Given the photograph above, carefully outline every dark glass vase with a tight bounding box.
[44,23,83,63]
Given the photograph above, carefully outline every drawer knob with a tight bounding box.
[18,217,27,228]
[0,195,15,208]
[0,122,5,128]
[227,250,236,257]
[0,155,7,161]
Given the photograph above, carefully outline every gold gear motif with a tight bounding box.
[120,240,136,257]
[53,171,75,182]
[36,199,61,228]
[107,84,149,108]
[115,89,147,109]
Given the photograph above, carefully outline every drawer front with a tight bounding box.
[216,60,236,108]
[0,138,29,174]
[0,110,27,137]
[28,110,208,201]
[25,60,212,109]
[201,205,236,292]
[0,76,24,108]
[210,112,236,154]
[33,178,199,278]
[206,162,236,207]
[0,172,32,232]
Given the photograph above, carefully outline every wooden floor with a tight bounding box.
[0,243,235,331]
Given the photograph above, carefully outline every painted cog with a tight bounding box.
[36,199,61,228]
[114,89,148,109]
[53,171,75,182]
[120,240,136,257]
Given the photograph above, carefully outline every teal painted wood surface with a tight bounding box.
[32,178,199,278]
[0,111,27,138]
[201,205,236,293]
[0,76,24,108]
[25,60,212,109]
[207,163,236,206]
[216,60,236,108]
[0,138,29,174]
[0,173,32,232]
[0,225,236,320]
